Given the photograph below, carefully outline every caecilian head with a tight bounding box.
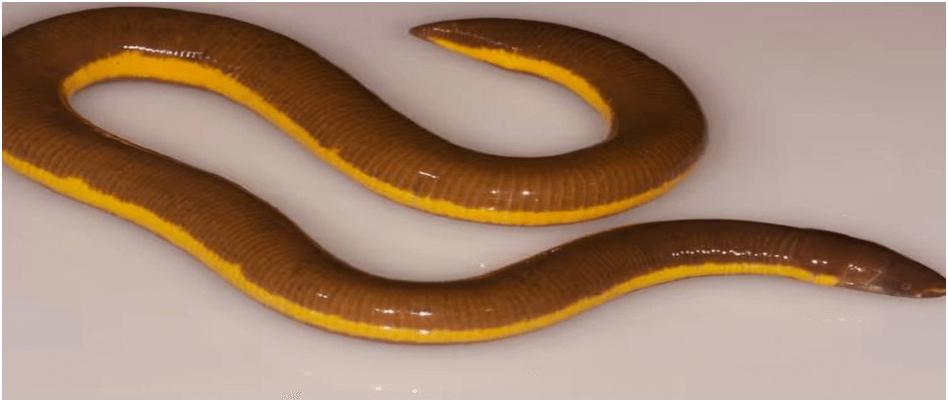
[873,259,945,298]
[834,246,945,298]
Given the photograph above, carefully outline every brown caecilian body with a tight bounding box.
[2,7,943,343]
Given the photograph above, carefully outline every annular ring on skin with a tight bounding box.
[3,7,944,343]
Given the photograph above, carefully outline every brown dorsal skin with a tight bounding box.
[4,8,706,216]
[2,7,943,343]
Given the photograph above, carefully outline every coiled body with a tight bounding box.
[3,7,943,343]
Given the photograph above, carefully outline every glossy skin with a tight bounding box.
[2,7,944,343]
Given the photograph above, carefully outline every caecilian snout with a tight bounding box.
[908,285,947,298]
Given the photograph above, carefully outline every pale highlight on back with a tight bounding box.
[4,8,941,345]
[60,49,685,225]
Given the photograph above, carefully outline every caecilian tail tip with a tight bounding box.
[407,25,427,39]
[409,20,473,41]
[408,22,440,40]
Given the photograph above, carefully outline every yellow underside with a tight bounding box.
[8,41,835,343]
[3,152,839,343]
[428,38,614,122]
[58,41,683,225]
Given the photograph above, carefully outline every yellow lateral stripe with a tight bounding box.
[4,151,838,343]
[428,37,614,123]
[59,49,679,226]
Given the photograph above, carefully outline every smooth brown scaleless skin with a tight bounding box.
[3,7,944,343]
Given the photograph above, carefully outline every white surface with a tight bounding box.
[2,3,945,399]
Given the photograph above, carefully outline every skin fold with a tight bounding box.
[3,7,944,343]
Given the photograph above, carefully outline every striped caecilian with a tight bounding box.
[3,7,944,344]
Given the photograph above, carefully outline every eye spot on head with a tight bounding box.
[901,282,912,291]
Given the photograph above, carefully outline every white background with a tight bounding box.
[3,3,945,399]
